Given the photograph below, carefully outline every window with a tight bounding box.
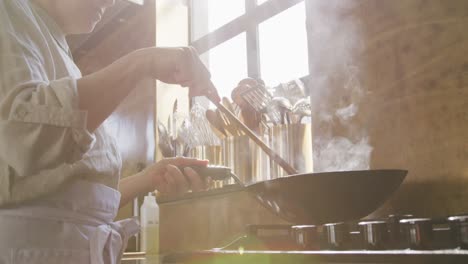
[259,1,308,85]
[190,0,308,98]
[200,33,248,98]
[191,0,245,41]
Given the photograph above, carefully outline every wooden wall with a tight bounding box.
[306,0,468,217]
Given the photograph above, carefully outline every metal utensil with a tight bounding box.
[190,103,221,146]
[270,97,292,124]
[184,46,297,175]
[292,97,312,124]
[176,119,194,157]
[216,103,297,175]
[170,99,178,139]
[157,120,174,157]
[240,84,282,125]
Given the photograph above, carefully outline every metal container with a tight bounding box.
[223,135,271,185]
[400,218,434,250]
[448,215,468,249]
[322,222,350,250]
[387,214,414,249]
[190,145,223,188]
[191,145,223,164]
[270,124,313,178]
[358,220,390,250]
[291,225,320,250]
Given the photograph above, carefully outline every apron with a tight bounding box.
[0,180,140,264]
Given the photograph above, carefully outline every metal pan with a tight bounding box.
[187,166,407,224]
[246,169,407,224]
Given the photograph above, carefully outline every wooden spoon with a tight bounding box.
[205,109,228,139]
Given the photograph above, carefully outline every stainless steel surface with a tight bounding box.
[387,214,414,248]
[270,124,313,178]
[323,222,350,250]
[358,220,390,250]
[193,57,298,175]
[162,213,468,263]
[291,97,311,124]
[448,215,468,249]
[223,135,271,185]
[270,97,292,125]
[291,225,319,250]
[400,218,434,249]
[240,84,282,125]
[214,103,298,175]
[163,249,468,264]
[190,146,224,189]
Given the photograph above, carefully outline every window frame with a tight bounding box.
[189,0,309,81]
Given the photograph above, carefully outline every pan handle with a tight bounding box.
[178,165,243,186]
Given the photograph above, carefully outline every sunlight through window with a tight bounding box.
[191,0,245,41]
[259,2,308,86]
[200,33,248,98]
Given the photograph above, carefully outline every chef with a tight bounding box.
[0,0,214,263]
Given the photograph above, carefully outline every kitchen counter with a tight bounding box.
[162,250,468,264]
[122,253,161,264]
[122,250,468,264]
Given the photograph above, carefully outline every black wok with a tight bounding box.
[187,166,407,224]
[245,169,406,224]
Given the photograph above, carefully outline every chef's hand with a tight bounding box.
[136,46,221,102]
[143,157,210,195]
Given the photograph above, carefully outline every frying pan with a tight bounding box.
[185,166,407,224]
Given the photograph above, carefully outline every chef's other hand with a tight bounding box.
[143,157,210,195]
[135,46,221,102]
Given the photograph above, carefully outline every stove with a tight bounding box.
[163,214,468,263]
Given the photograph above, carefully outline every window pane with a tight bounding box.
[259,2,308,86]
[191,0,245,41]
[201,33,248,98]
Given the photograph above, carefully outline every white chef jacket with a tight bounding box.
[0,0,121,205]
[0,1,139,263]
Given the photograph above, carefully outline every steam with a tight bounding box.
[314,137,373,172]
[335,103,358,123]
[307,1,373,172]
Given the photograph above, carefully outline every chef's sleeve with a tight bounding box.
[0,37,95,178]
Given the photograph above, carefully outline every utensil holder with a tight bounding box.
[270,124,313,178]
[223,135,271,185]
[190,145,224,188]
